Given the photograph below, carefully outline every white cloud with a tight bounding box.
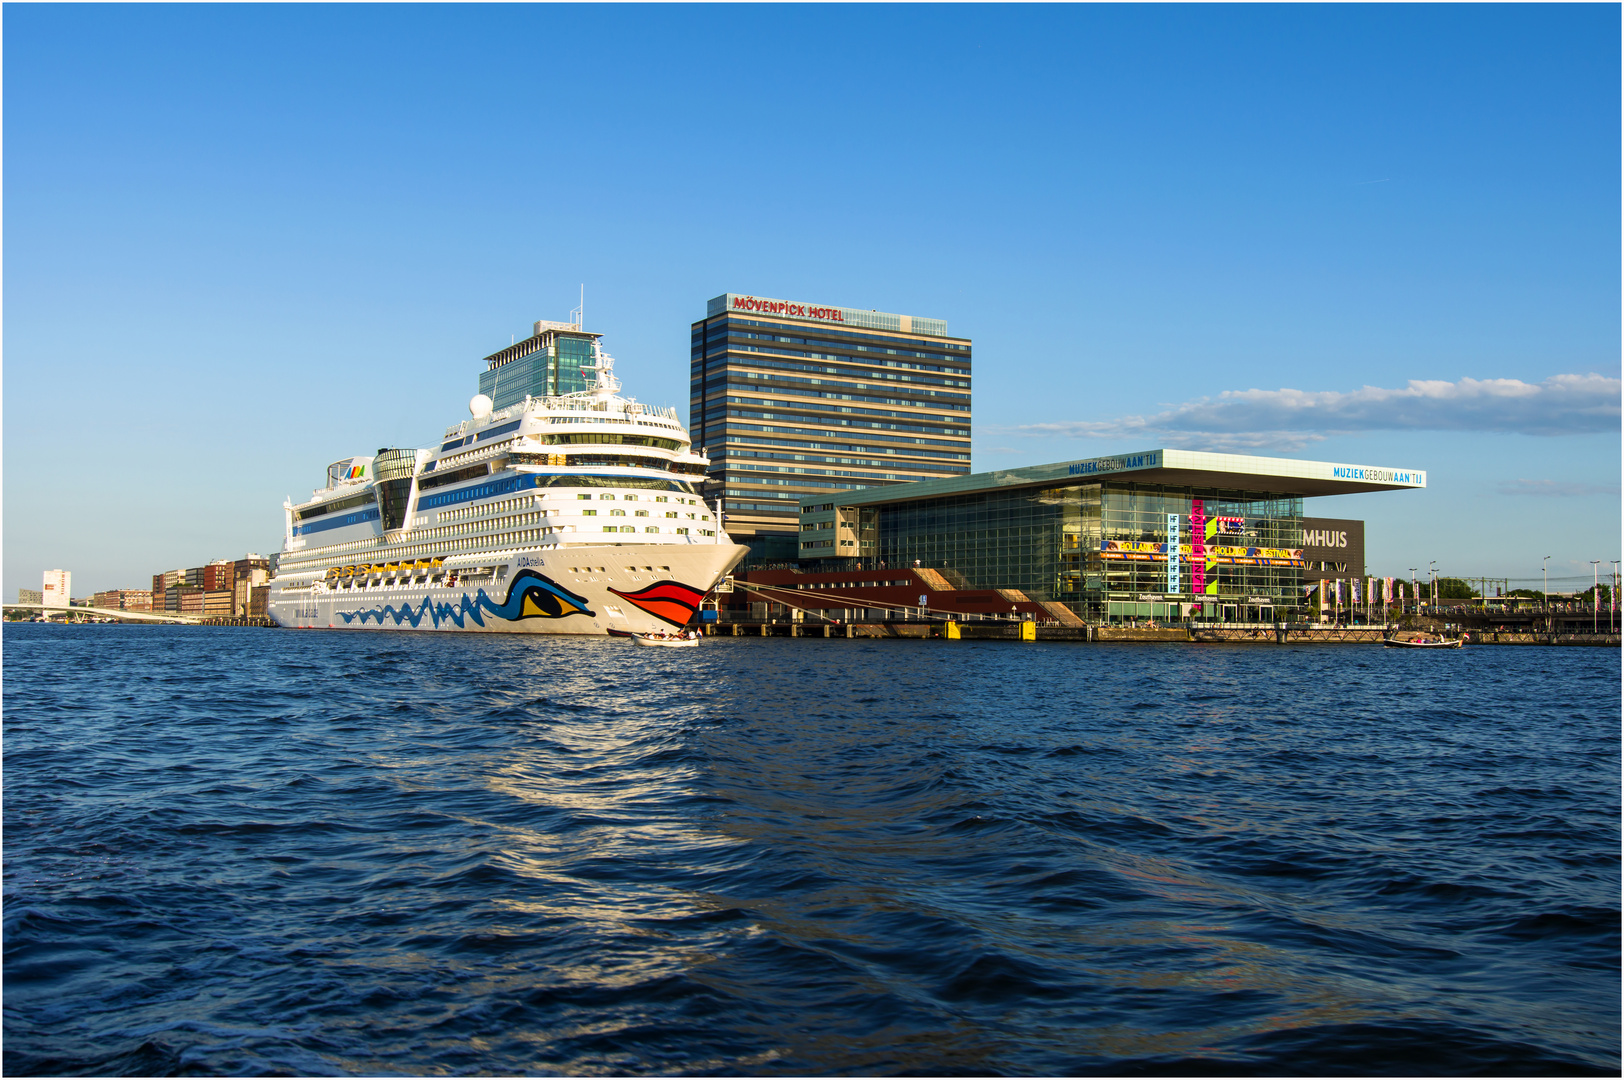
[1009,373,1621,452]
[1496,478,1621,498]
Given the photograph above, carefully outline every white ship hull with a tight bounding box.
[270,542,744,635]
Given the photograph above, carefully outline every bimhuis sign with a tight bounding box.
[1300,517,1365,578]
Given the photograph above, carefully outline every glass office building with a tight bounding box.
[799,450,1426,622]
[692,293,972,563]
[479,320,599,410]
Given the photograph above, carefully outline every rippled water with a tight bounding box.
[4,624,1618,1075]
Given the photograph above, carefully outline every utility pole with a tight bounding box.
[1408,568,1417,618]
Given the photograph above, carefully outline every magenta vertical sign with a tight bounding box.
[1190,499,1206,594]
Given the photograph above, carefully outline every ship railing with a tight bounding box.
[445,400,680,441]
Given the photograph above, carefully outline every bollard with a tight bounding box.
[1019,621,1036,641]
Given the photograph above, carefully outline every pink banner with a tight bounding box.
[1190,499,1206,593]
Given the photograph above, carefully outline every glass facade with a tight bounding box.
[690,294,972,566]
[479,328,598,410]
[873,481,1305,622]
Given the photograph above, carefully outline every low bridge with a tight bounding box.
[3,603,204,625]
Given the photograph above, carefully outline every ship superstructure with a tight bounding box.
[269,326,746,634]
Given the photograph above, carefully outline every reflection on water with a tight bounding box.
[3,626,1618,1075]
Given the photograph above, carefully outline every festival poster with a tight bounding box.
[1203,508,1219,595]
[1190,499,1206,593]
[1166,513,1180,594]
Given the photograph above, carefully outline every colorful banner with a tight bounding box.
[1166,513,1181,594]
[1102,540,1162,554]
[1100,540,1303,560]
[1099,541,1305,567]
[1190,499,1206,595]
[1217,546,1302,560]
[1204,508,1219,595]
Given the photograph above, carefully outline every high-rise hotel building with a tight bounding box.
[691,293,972,562]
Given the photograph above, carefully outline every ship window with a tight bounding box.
[624,495,638,501]
[578,494,592,500]
[655,496,669,503]
[536,475,697,495]
[601,494,616,500]
[634,511,649,517]
[665,512,678,518]
[295,490,378,522]
[610,509,626,517]
[604,525,619,532]
[645,527,659,533]
[621,526,636,533]
[582,510,597,516]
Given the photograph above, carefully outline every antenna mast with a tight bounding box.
[570,284,584,329]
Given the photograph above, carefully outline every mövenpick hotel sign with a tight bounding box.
[728,294,848,323]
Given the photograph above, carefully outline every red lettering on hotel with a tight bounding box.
[732,296,845,323]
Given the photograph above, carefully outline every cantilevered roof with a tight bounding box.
[801,449,1426,509]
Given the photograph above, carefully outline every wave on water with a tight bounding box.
[4,626,1618,1075]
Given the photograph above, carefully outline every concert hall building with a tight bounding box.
[691,293,972,563]
[797,450,1425,624]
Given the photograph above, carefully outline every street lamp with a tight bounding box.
[1428,560,1437,618]
[1591,561,1601,634]
[1612,560,1619,634]
[1409,567,1417,616]
[1542,555,1551,635]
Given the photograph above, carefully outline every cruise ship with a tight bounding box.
[268,322,746,634]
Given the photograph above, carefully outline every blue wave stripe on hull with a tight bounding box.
[333,571,595,629]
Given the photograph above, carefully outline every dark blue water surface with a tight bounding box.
[4,624,1618,1076]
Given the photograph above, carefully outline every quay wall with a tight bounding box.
[707,622,1619,646]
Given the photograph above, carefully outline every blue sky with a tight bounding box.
[6,4,1619,596]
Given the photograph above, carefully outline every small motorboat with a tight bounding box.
[613,629,700,647]
[1385,633,1464,648]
